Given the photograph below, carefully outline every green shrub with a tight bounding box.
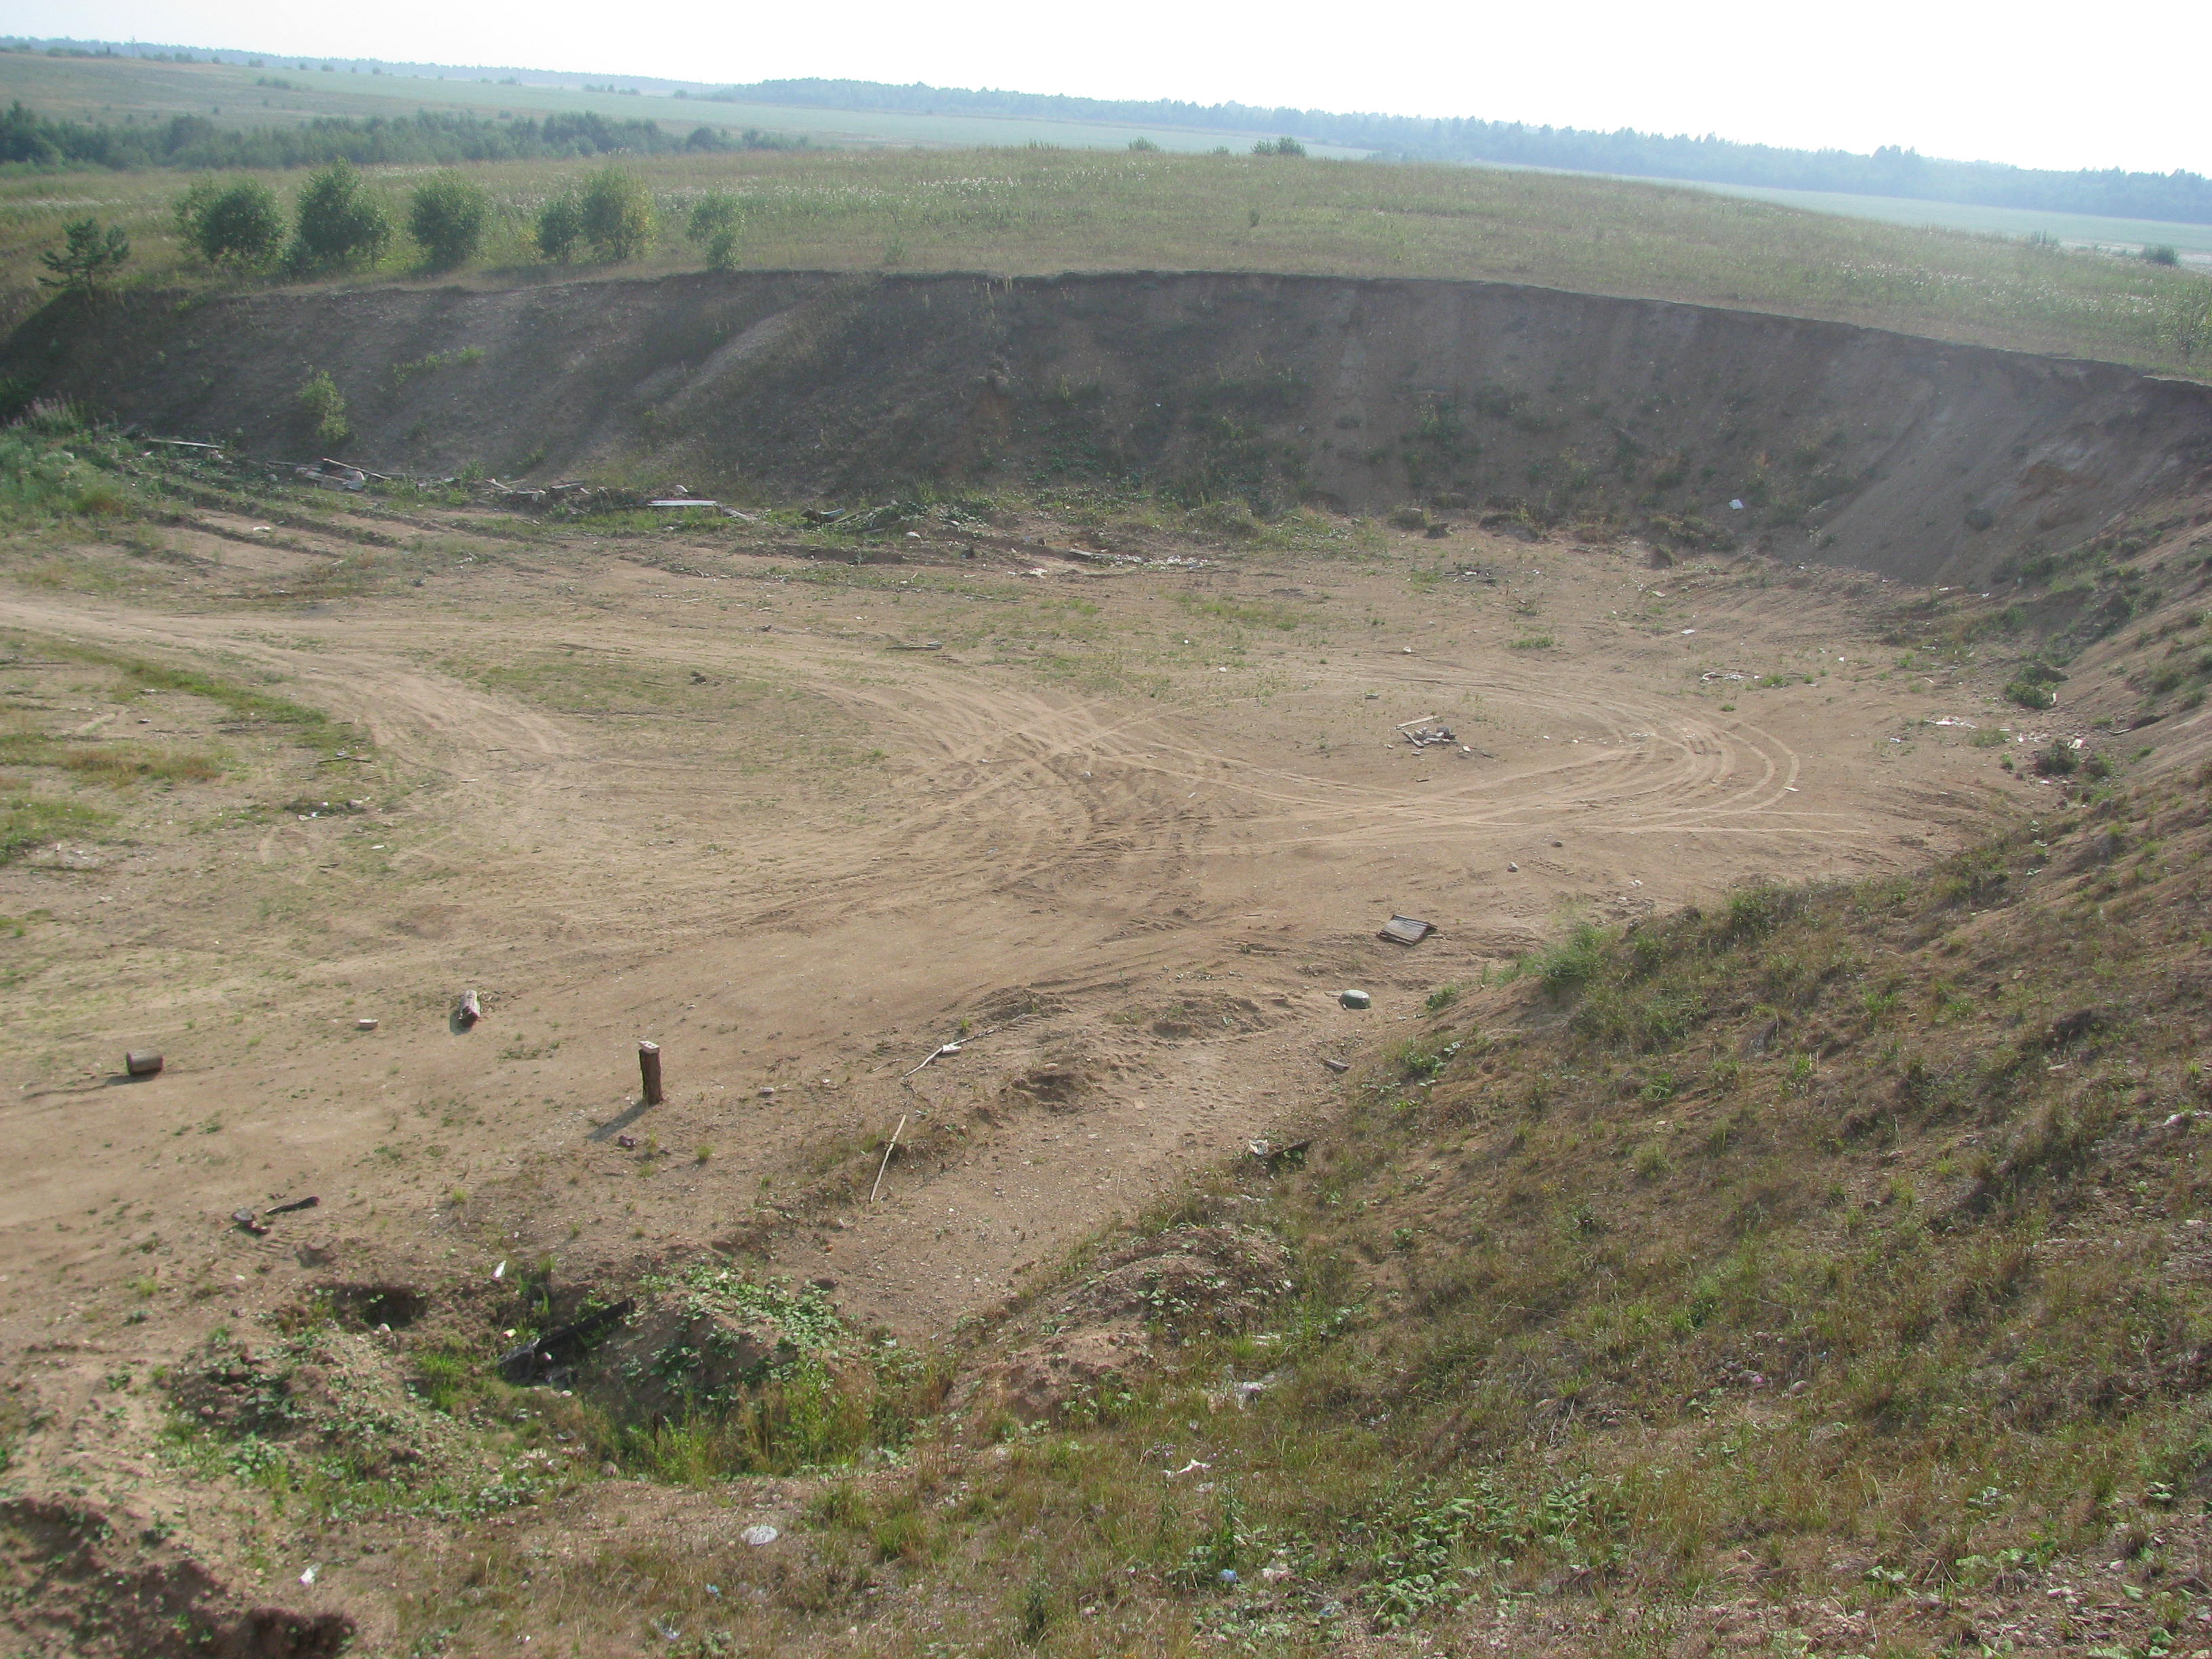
[407,173,490,271]
[1254,136,1307,157]
[295,370,349,447]
[535,191,583,261]
[2003,677,2057,710]
[2031,742,2079,777]
[2144,245,2181,266]
[577,166,656,262]
[289,161,390,271]
[176,180,284,269]
[684,188,743,270]
[1533,922,1608,995]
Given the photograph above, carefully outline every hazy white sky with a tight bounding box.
[8,0,2209,175]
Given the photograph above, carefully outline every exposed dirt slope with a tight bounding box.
[14,270,2212,586]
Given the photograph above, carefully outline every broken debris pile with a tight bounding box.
[295,458,367,492]
[495,1298,635,1385]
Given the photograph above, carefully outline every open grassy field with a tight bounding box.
[0,50,1367,157]
[1680,179,2212,261]
[11,51,2212,258]
[3,144,2210,378]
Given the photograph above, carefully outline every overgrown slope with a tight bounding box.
[767,770,2212,1658]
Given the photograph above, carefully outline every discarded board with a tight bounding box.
[265,1195,319,1217]
[646,499,720,509]
[1378,915,1436,945]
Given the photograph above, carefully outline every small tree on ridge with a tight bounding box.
[408,173,491,272]
[291,161,391,272]
[38,218,129,294]
[176,179,285,270]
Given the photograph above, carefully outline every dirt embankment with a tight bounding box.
[12,270,2212,587]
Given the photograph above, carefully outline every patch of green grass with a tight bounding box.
[1530,920,1609,993]
[0,416,151,527]
[46,642,359,757]
[385,345,484,388]
[0,792,112,863]
[1176,594,1316,632]
[0,724,223,786]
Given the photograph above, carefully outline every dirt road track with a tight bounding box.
[0,535,2009,1338]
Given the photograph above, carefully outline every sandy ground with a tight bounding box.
[0,510,2023,1398]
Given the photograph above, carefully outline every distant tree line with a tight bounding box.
[0,103,803,171]
[715,79,2212,226]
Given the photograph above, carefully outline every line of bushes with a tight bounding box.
[165,161,747,279]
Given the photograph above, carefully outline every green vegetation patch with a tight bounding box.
[0,792,111,863]
[596,1265,951,1481]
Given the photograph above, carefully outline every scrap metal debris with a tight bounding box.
[1398,716,1458,750]
[1246,1139,1312,1172]
[234,1195,320,1235]
[1377,914,1435,945]
[295,459,367,492]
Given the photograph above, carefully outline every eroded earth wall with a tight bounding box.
[11,269,2212,586]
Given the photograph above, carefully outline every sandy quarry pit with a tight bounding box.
[0,509,2023,1386]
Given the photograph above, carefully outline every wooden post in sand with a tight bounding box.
[638,1041,663,1106]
